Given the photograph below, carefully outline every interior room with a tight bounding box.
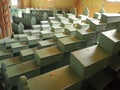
[0,0,120,90]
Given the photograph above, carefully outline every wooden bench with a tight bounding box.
[18,65,82,90]
[0,56,21,67]
[7,60,40,86]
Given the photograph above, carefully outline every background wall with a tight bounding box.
[30,0,74,9]
[8,0,120,17]
[79,0,120,17]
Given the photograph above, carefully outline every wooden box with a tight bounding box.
[66,13,76,18]
[40,21,50,25]
[0,49,13,60]
[57,36,82,52]
[20,48,35,61]
[32,25,40,30]
[69,17,81,24]
[40,30,53,39]
[38,39,56,49]
[27,65,82,90]
[98,30,120,54]
[90,20,106,31]
[34,46,64,66]
[4,38,18,48]
[70,45,111,79]
[26,36,41,46]
[76,22,89,30]
[40,25,51,30]
[55,14,63,18]
[105,22,118,31]
[51,25,64,33]
[30,30,40,37]
[78,15,88,21]
[100,13,120,23]
[11,42,29,54]
[48,17,57,21]
[76,29,96,40]
[7,60,40,86]
[61,21,73,28]
[57,17,69,22]
[23,29,32,35]
[86,17,96,24]
[50,21,61,26]
[65,26,76,36]
[76,29,97,47]
[53,32,69,41]
[0,45,5,50]
[17,34,29,41]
